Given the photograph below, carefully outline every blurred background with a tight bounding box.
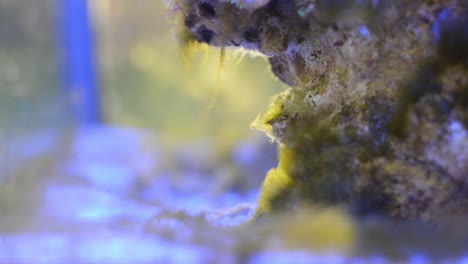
[0,0,285,262]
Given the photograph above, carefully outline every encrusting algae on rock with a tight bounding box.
[255,144,295,217]
[168,0,468,223]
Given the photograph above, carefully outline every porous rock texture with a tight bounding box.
[175,0,468,222]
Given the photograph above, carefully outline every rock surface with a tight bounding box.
[177,0,468,221]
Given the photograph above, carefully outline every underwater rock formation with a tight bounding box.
[175,0,468,222]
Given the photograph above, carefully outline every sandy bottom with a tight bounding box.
[1,126,467,263]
